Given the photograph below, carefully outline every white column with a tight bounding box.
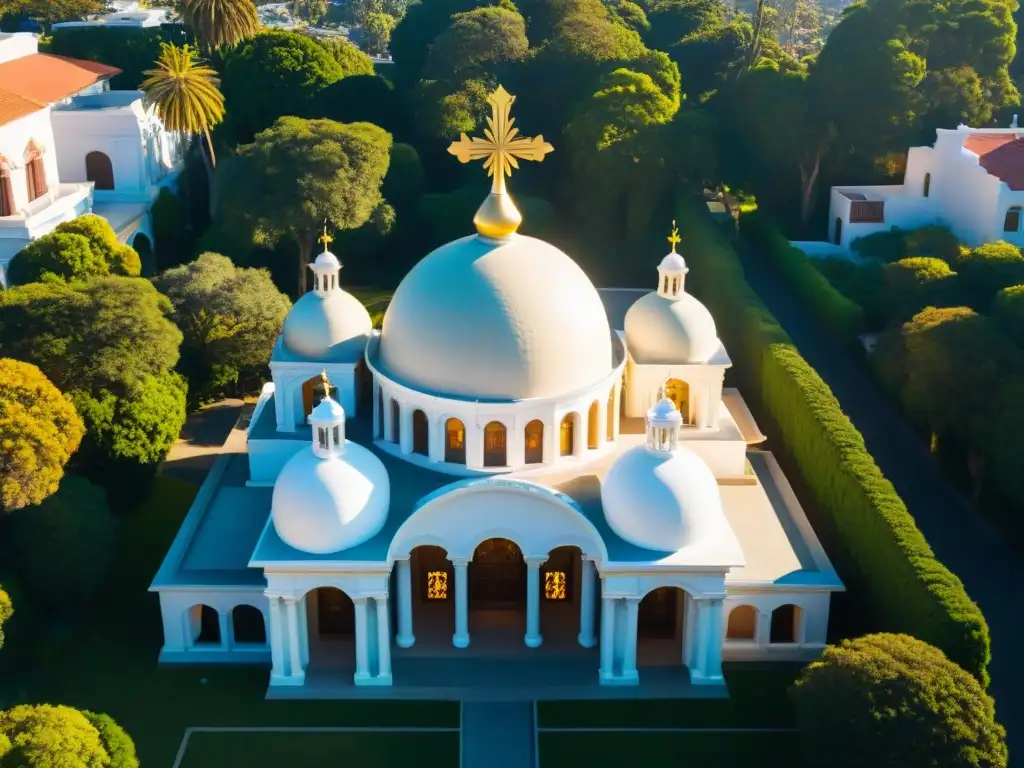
[598,596,617,682]
[396,558,415,648]
[269,596,286,680]
[573,414,585,457]
[755,609,771,649]
[354,597,371,683]
[298,597,309,665]
[545,417,558,464]
[467,424,484,469]
[577,559,597,648]
[613,383,622,439]
[218,611,231,650]
[621,597,640,683]
[372,380,380,437]
[452,558,470,648]
[524,557,543,648]
[693,598,725,685]
[285,597,304,681]
[596,401,607,451]
[382,393,393,441]
[428,417,444,463]
[399,406,414,455]
[375,596,392,682]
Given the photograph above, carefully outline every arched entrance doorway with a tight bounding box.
[664,378,689,423]
[400,544,454,644]
[524,419,543,464]
[637,586,690,669]
[471,538,525,607]
[307,587,355,671]
[412,409,428,455]
[444,418,466,464]
[560,413,576,456]
[587,401,599,449]
[132,232,154,276]
[483,421,507,467]
[86,150,115,190]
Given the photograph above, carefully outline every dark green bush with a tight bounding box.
[903,225,963,265]
[812,257,888,330]
[677,200,990,686]
[850,227,908,262]
[82,711,139,768]
[739,210,864,340]
[956,241,1024,311]
[992,284,1024,347]
[46,25,191,89]
[882,256,960,321]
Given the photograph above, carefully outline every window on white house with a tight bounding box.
[1005,207,1022,232]
[923,172,931,198]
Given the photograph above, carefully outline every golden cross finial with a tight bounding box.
[447,85,554,239]
[668,220,681,253]
[320,369,332,396]
[319,224,333,253]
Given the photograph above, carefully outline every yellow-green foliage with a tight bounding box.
[739,211,864,340]
[0,359,85,512]
[676,201,990,685]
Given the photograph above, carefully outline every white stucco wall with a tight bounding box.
[0,33,39,64]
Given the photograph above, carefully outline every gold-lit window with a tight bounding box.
[544,571,566,600]
[427,571,448,600]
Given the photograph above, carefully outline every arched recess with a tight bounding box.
[232,604,267,644]
[377,386,385,439]
[769,604,801,644]
[1005,206,1023,233]
[726,605,756,641]
[637,586,689,668]
[470,537,525,607]
[0,157,14,217]
[24,140,46,201]
[445,417,466,464]
[664,378,689,422]
[560,413,576,457]
[189,604,220,645]
[301,374,334,419]
[412,409,429,455]
[312,587,355,638]
[606,386,615,441]
[483,421,507,467]
[834,217,843,245]
[132,232,154,277]
[86,150,115,190]
[524,419,544,464]
[405,544,454,643]
[391,400,400,443]
[587,401,599,449]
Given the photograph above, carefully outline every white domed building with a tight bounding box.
[151,86,843,695]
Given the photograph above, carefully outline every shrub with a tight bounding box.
[0,705,110,765]
[850,227,907,262]
[992,284,1024,347]
[82,711,139,768]
[0,587,10,650]
[55,215,142,277]
[882,256,960,320]
[903,225,963,265]
[6,232,106,285]
[813,257,888,330]
[677,200,990,685]
[957,240,1024,310]
[315,36,375,76]
[0,359,85,512]
[791,633,1006,768]
[150,187,188,272]
[739,210,864,340]
[46,24,191,89]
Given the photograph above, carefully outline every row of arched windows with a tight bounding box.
[725,604,802,644]
[0,148,114,219]
[191,604,266,645]
[379,386,618,467]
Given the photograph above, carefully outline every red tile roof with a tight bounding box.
[0,53,120,110]
[0,88,44,127]
[963,133,1024,191]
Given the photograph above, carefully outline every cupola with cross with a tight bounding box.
[309,370,346,458]
[657,221,689,299]
[646,385,683,453]
[311,225,343,298]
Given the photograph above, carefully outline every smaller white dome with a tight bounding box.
[601,445,726,552]
[311,395,345,422]
[659,251,687,272]
[272,443,390,554]
[648,396,683,428]
[313,250,341,270]
[282,290,372,362]
[624,291,719,364]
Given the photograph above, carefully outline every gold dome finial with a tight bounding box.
[668,220,681,254]
[320,368,333,396]
[319,222,333,253]
[448,85,554,239]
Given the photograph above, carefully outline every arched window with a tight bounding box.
[587,401,599,449]
[726,605,756,640]
[317,427,328,449]
[560,414,575,456]
[391,400,400,443]
[664,378,689,422]
[445,418,466,464]
[85,151,114,190]
[232,605,266,644]
[483,421,507,467]
[834,217,842,245]
[192,604,220,645]
[525,419,544,464]
[923,172,931,198]
[0,158,13,217]
[24,142,46,201]
[606,386,615,441]
[769,604,801,644]
[1005,206,1022,233]
[412,409,428,455]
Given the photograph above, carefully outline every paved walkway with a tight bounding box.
[160,398,248,484]
[462,702,535,768]
[736,241,1023,763]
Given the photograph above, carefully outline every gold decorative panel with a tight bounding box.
[544,571,567,600]
[427,571,448,600]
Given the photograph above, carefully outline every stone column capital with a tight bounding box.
[524,556,548,567]
[450,556,471,567]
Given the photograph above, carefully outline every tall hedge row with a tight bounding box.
[677,201,990,685]
[739,210,865,341]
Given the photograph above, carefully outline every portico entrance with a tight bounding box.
[470,538,525,607]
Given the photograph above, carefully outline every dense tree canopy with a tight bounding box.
[0,359,84,513]
[7,216,140,287]
[792,633,1007,768]
[181,0,261,53]
[883,256,960,321]
[0,705,132,766]
[425,7,529,80]
[956,240,1024,310]
[0,588,9,651]
[993,283,1024,347]
[47,25,192,90]
[154,253,291,403]
[218,116,392,294]
[316,36,376,77]
[81,712,139,768]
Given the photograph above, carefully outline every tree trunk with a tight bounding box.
[198,130,216,220]
[798,151,822,226]
[296,234,313,296]
[746,0,767,74]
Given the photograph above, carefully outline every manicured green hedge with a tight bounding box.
[676,201,990,686]
[739,210,864,341]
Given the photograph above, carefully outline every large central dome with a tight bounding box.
[379,233,614,400]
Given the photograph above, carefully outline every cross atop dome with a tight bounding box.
[319,223,334,253]
[448,85,554,240]
[310,224,342,298]
[667,221,681,254]
[320,368,332,396]
[657,219,689,300]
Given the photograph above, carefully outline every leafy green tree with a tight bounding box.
[54,215,141,276]
[642,0,725,51]
[3,477,116,614]
[792,633,1007,768]
[993,284,1024,347]
[316,36,375,76]
[608,0,649,34]
[364,11,398,54]
[0,277,182,396]
[154,253,291,403]
[2,0,105,31]
[142,43,226,168]
[883,256,960,321]
[414,77,491,140]
[425,7,529,80]
[956,240,1024,310]
[81,712,139,768]
[382,143,425,213]
[219,30,346,142]
[180,0,261,53]
[0,588,10,650]
[0,705,130,765]
[47,25,192,90]
[315,74,404,134]
[290,0,329,23]
[0,359,84,513]
[7,233,105,286]
[218,116,392,294]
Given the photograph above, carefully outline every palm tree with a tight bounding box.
[179,0,261,54]
[141,43,226,170]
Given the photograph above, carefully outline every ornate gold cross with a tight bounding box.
[448,86,553,197]
[319,224,333,252]
[320,368,332,396]
[668,220,681,253]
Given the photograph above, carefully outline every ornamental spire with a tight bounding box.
[319,223,333,253]
[320,368,332,397]
[447,85,554,240]
[667,220,681,254]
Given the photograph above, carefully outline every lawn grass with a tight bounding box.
[538,731,798,767]
[351,288,393,327]
[0,476,457,767]
[179,730,460,768]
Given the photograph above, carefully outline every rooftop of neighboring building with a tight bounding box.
[0,51,120,123]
